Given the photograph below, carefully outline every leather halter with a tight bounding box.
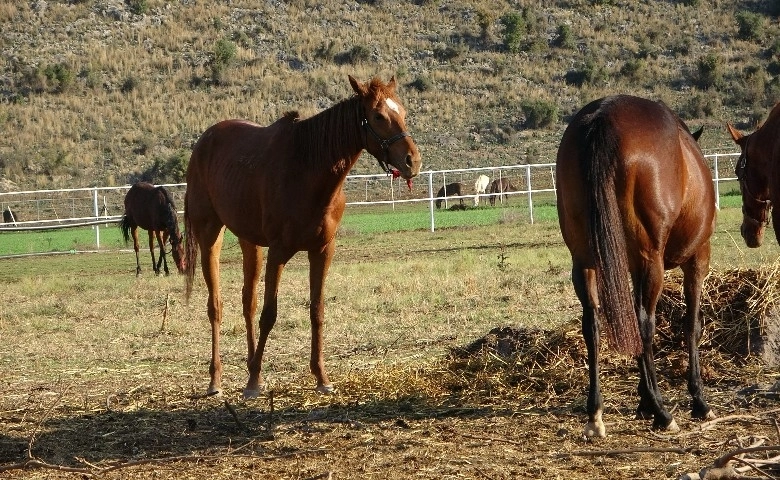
[360,104,411,174]
[736,140,771,226]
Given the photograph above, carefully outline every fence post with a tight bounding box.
[93,188,100,249]
[428,172,435,232]
[526,164,534,224]
[713,154,721,210]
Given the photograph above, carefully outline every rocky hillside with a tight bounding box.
[1,0,778,190]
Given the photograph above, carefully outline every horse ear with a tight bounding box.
[726,123,743,143]
[349,75,367,97]
[386,75,397,93]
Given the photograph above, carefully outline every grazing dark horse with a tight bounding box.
[3,207,18,224]
[727,103,780,247]
[435,182,465,209]
[120,182,185,276]
[556,95,716,437]
[184,76,421,398]
[488,177,515,206]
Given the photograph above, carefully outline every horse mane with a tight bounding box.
[157,186,181,242]
[290,96,364,174]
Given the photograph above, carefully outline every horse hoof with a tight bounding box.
[316,384,335,394]
[243,387,264,399]
[660,419,680,433]
[206,386,222,397]
[584,421,606,438]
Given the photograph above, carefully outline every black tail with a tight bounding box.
[119,215,133,244]
[583,114,643,357]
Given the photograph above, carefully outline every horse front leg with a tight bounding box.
[308,240,335,394]
[681,247,715,420]
[239,240,262,396]
[573,265,605,437]
[154,230,169,275]
[245,246,292,399]
[147,230,159,275]
[634,262,678,432]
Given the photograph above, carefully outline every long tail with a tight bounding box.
[583,115,643,357]
[119,215,132,244]
[183,189,198,302]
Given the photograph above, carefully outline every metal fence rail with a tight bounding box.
[0,153,741,245]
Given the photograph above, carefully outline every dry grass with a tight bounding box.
[2,217,780,478]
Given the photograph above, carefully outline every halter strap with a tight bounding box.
[359,104,412,174]
[736,139,771,226]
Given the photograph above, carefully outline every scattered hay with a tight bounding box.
[444,266,780,404]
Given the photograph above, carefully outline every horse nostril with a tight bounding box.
[406,154,413,168]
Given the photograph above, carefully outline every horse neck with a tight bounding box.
[294,96,364,181]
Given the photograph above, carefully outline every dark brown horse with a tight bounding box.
[435,182,465,209]
[556,95,716,437]
[184,76,421,398]
[3,207,18,224]
[727,103,780,247]
[488,177,516,206]
[120,182,185,276]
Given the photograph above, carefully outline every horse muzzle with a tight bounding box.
[741,219,764,248]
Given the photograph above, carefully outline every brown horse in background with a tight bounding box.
[3,207,18,225]
[184,76,421,398]
[488,177,516,206]
[435,182,465,209]
[727,103,780,247]
[556,95,716,437]
[120,182,185,276]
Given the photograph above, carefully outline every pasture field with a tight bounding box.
[1,204,780,479]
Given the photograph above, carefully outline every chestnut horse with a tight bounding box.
[184,76,421,398]
[120,182,185,276]
[556,95,716,437]
[727,103,780,247]
[488,177,516,206]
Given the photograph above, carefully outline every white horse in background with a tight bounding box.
[473,174,490,206]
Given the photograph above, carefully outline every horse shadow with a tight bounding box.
[0,389,558,469]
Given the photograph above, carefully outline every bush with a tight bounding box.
[44,63,75,93]
[696,53,723,89]
[334,45,371,65]
[553,24,575,49]
[564,58,606,87]
[500,12,525,53]
[213,38,237,66]
[407,76,432,92]
[120,75,138,93]
[522,100,559,129]
[132,151,189,184]
[736,11,763,41]
[128,0,148,15]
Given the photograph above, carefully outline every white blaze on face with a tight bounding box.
[385,98,400,114]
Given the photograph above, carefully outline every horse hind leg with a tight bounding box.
[681,247,715,420]
[131,227,142,276]
[634,260,679,432]
[573,264,606,437]
[239,240,263,398]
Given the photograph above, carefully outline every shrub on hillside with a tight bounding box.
[696,53,723,89]
[521,100,559,129]
[130,151,189,184]
[334,45,371,65]
[500,12,525,53]
[736,11,763,41]
[553,24,575,49]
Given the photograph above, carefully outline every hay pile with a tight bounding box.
[445,267,780,403]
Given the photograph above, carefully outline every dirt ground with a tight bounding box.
[2,324,779,480]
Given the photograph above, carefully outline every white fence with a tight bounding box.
[0,153,741,246]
